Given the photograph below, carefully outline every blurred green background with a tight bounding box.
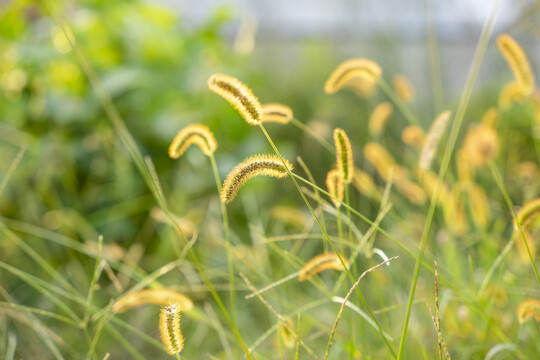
[1,0,540,359]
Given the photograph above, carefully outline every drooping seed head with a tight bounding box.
[368,102,393,136]
[363,142,399,180]
[333,128,354,183]
[498,81,527,109]
[298,253,349,282]
[207,73,263,125]
[462,125,499,167]
[419,110,451,170]
[168,124,217,158]
[392,74,415,103]
[515,198,540,230]
[481,107,499,128]
[468,184,490,228]
[326,169,344,207]
[324,58,382,95]
[261,103,293,124]
[517,299,540,324]
[401,125,425,149]
[220,154,293,204]
[352,167,380,200]
[159,303,184,355]
[395,178,426,205]
[497,34,535,96]
[113,289,194,313]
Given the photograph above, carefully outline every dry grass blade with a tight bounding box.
[324,256,398,359]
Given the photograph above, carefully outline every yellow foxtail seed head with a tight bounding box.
[462,125,499,167]
[261,103,293,124]
[280,318,295,349]
[348,76,378,98]
[533,92,540,125]
[333,128,354,183]
[270,206,307,228]
[443,191,468,236]
[497,34,535,96]
[415,169,449,204]
[326,169,344,207]
[517,299,540,324]
[368,102,393,136]
[401,125,425,149]
[220,154,293,204]
[207,73,263,125]
[324,58,382,95]
[515,198,540,230]
[353,167,380,199]
[481,107,499,128]
[168,124,217,158]
[396,178,426,205]
[159,304,184,355]
[498,81,526,109]
[468,184,490,228]
[112,289,194,313]
[392,74,415,103]
[456,148,474,183]
[298,253,349,282]
[363,142,397,180]
[419,110,451,170]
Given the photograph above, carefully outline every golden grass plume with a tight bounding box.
[497,34,535,95]
[324,58,382,95]
[419,110,451,170]
[168,124,217,158]
[402,125,425,149]
[326,169,344,207]
[220,154,293,204]
[298,253,349,282]
[159,303,184,355]
[353,167,380,200]
[517,298,540,324]
[333,128,354,183]
[208,73,263,125]
[261,103,293,124]
[112,289,194,313]
[498,81,526,109]
[392,74,415,103]
[368,102,394,136]
[462,125,499,167]
[481,107,499,128]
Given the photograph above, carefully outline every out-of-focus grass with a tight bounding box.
[1,0,540,359]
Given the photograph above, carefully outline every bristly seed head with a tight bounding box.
[497,34,535,96]
[168,124,217,158]
[333,128,354,183]
[159,303,184,355]
[324,58,382,95]
[326,169,344,207]
[208,73,263,125]
[261,103,293,124]
[220,154,293,204]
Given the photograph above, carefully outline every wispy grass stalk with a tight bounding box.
[396,1,503,358]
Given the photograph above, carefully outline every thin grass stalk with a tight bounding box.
[396,2,503,358]
[423,0,445,112]
[45,2,252,356]
[82,235,103,329]
[290,117,335,153]
[258,123,397,357]
[488,162,540,284]
[324,257,398,359]
[0,146,26,200]
[378,79,419,126]
[210,154,236,329]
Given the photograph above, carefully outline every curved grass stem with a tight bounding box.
[395,2,503,358]
[258,123,397,358]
